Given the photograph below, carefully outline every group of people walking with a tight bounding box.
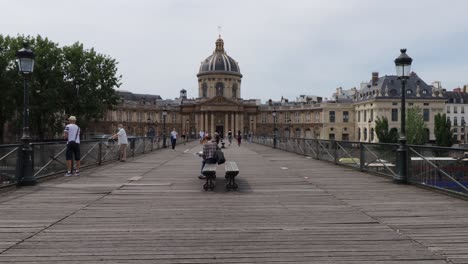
[199,129,244,147]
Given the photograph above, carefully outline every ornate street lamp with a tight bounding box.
[394,48,413,184]
[162,107,167,148]
[272,108,277,148]
[15,43,36,186]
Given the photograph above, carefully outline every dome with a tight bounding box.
[197,37,242,77]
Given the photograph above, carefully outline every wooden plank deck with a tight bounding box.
[0,142,467,263]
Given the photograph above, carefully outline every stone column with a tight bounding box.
[225,113,229,137]
[231,112,235,135]
[240,113,244,135]
[204,112,209,134]
[195,113,199,133]
[211,112,215,135]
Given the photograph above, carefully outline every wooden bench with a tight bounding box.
[202,163,217,191]
[225,161,239,191]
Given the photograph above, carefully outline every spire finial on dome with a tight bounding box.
[215,27,224,53]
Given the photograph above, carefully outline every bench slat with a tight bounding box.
[202,164,217,172]
[225,161,239,172]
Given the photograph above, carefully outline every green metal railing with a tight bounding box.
[253,136,468,197]
[1,136,189,188]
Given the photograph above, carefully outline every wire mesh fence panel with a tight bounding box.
[317,140,335,163]
[361,143,398,177]
[408,146,468,195]
[32,142,68,178]
[0,145,20,186]
[336,141,361,169]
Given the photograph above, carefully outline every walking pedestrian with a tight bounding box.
[110,123,128,162]
[227,129,233,146]
[199,130,205,143]
[181,131,186,145]
[237,130,242,147]
[63,116,81,176]
[170,128,178,149]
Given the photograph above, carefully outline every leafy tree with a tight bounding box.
[62,42,121,134]
[434,113,453,147]
[0,34,121,142]
[406,106,428,145]
[375,116,399,143]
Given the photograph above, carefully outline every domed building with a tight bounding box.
[177,36,259,137]
[197,37,242,99]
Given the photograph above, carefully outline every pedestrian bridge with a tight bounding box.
[0,141,468,263]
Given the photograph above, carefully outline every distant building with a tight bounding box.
[445,89,468,143]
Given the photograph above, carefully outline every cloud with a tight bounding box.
[1,0,468,101]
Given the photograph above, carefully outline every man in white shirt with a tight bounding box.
[170,128,178,150]
[63,116,81,176]
[199,130,205,143]
[111,124,128,162]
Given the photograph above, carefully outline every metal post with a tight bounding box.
[162,115,167,148]
[395,78,408,183]
[98,141,102,165]
[273,118,277,148]
[16,76,36,186]
[359,142,365,171]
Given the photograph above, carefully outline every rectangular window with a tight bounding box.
[370,109,374,121]
[454,106,458,113]
[127,111,131,122]
[462,106,465,114]
[454,117,458,126]
[358,111,361,122]
[284,112,290,123]
[172,112,177,123]
[423,109,430,122]
[315,112,320,123]
[329,133,335,140]
[261,113,266,124]
[117,111,123,122]
[305,112,311,123]
[364,110,367,122]
[447,106,450,113]
[343,111,349,123]
[391,109,398,122]
[329,111,335,123]
[342,134,349,141]
[137,112,142,123]
[295,112,300,123]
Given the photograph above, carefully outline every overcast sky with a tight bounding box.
[2,0,468,101]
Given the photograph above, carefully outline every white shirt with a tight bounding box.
[199,131,204,137]
[64,124,80,143]
[117,128,128,145]
[171,130,178,139]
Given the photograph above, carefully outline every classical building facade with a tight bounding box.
[87,37,458,145]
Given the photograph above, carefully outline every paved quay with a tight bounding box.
[0,141,468,263]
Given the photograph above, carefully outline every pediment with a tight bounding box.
[199,96,240,106]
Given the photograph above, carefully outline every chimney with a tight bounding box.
[268,99,272,106]
[372,72,379,86]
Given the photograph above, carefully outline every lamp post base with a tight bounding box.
[394,138,408,184]
[162,135,167,148]
[16,141,36,186]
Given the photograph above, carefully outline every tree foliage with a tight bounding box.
[434,113,453,147]
[406,106,428,145]
[375,116,398,143]
[0,34,121,142]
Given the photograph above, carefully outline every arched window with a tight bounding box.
[232,83,238,98]
[358,128,361,141]
[364,128,368,141]
[370,128,375,141]
[202,83,207,97]
[216,82,224,96]
[295,128,301,138]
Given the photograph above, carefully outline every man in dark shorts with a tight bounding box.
[63,116,81,176]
